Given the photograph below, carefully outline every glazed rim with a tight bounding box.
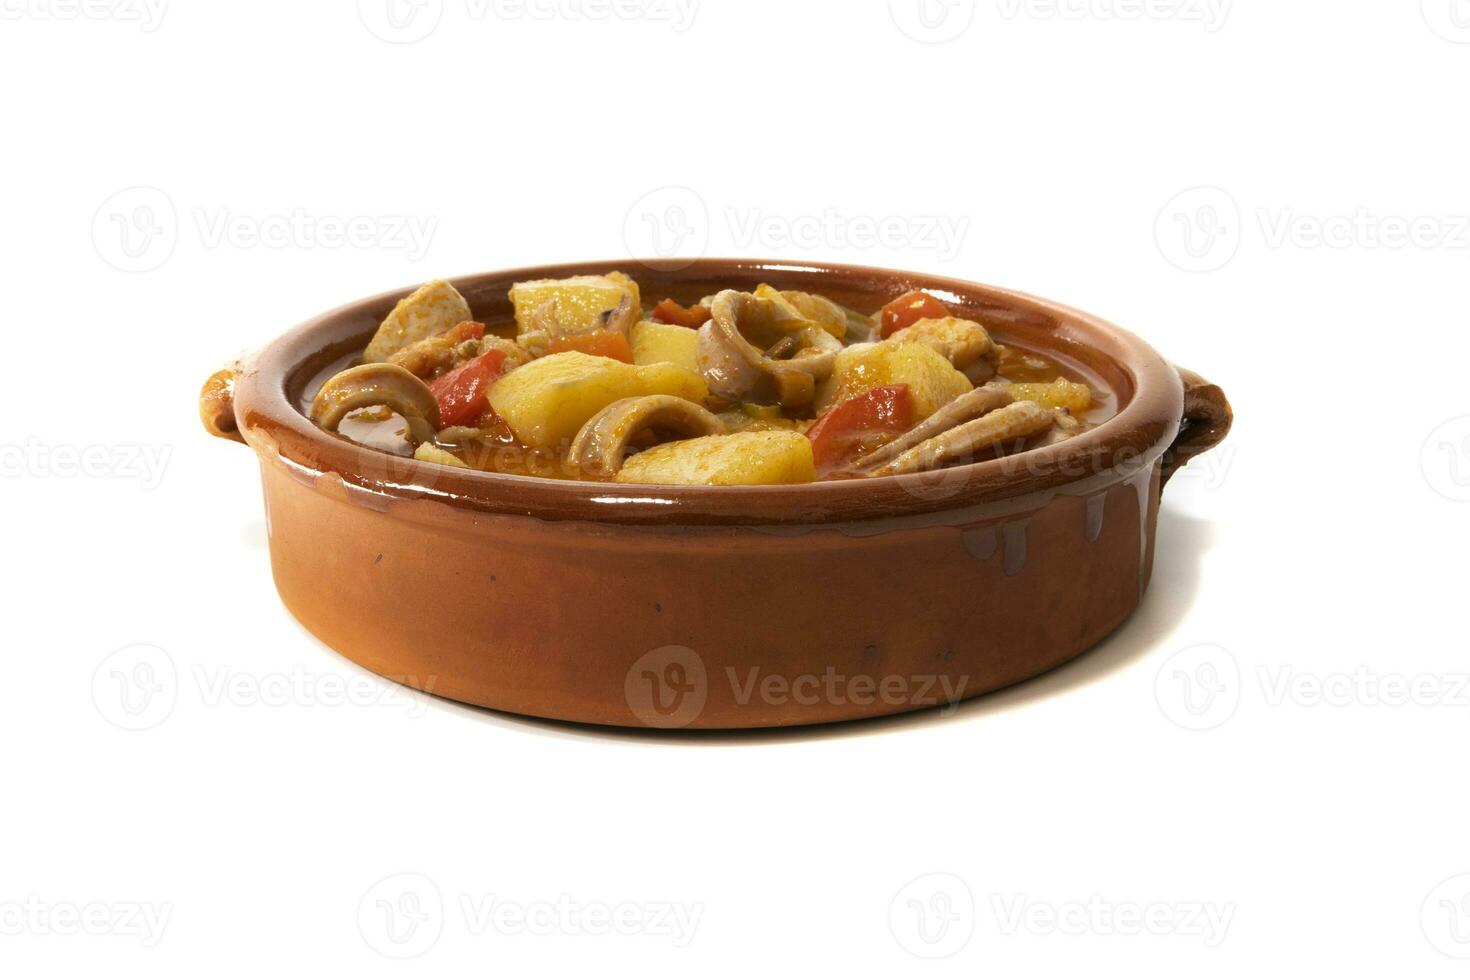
[232,259,1184,526]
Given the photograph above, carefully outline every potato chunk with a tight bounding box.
[886,316,991,369]
[616,431,815,486]
[630,319,700,373]
[509,272,641,339]
[487,351,707,449]
[1002,379,1093,414]
[364,280,473,363]
[816,341,973,420]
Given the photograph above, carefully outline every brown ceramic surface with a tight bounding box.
[201,259,1232,729]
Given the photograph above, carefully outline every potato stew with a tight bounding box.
[309,273,1110,485]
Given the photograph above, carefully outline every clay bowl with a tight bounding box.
[200,259,1231,729]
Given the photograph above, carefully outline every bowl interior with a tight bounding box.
[240,259,1179,526]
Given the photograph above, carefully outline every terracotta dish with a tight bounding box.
[200,259,1231,729]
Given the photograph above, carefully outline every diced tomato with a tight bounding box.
[805,384,915,473]
[445,320,486,343]
[879,290,951,339]
[545,330,634,363]
[651,298,712,328]
[427,349,509,428]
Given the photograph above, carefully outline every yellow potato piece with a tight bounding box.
[364,280,473,363]
[616,431,815,486]
[1002,379,1093,414]
[630,320,700,373]
[816,341,973,419]
[488,351,707,449]
[509,272,640,337]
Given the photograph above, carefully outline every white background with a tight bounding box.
[3,0,1468,975]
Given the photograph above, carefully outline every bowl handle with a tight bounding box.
[199,365,246,445]
[1161,366,1232,485]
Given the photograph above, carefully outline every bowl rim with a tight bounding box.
[231,258,1184,526]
